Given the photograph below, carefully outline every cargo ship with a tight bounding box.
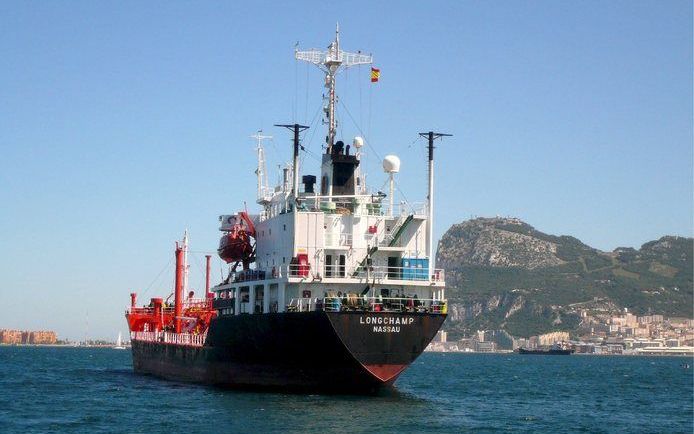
[125,28,449,393]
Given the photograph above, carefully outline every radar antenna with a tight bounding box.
[295,24,372,152]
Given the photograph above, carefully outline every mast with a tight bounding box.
[252,131,273,204]
[419,131,451,281]
[295,24,372,152]
[275,123,309,200]
[174,240,184,334]
[182,230,189,296]
[205,254,211,299]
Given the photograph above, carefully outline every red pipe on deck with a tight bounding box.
[174,242,184,333]
[205,255,211,299]
[152,298,163,331]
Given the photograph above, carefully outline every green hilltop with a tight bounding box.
[436,217,693,338]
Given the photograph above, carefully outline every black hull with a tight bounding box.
[131,311,446,393]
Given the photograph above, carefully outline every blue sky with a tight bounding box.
[1,1,691,340]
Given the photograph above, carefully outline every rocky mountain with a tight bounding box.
[437,217,693,338]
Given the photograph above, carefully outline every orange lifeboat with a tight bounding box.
[218,212,256,267]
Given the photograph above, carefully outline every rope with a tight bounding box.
[141,256,174,298]
[304,62,310,124]
[339,99,418,206]
[358,64,363,128]
[189,251,207,294]
[293,43,298,123]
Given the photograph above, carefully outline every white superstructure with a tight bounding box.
[213,29,447,316]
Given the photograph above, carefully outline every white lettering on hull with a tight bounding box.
[359,316,415,333]
[372,325,400,333]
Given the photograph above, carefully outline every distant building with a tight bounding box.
[29,331,57,344]
[514,337,531,350]
[638,315,664,324]
[0,329,56,345]
[665,338,680,348]
[483,330,514,350]
[474,341,495,353]
[0,329,22,344]
[575,343,595,354]
[538,331,570,346]
[434,330,447,343]
[606,344,623,354]
[457,338,475,352]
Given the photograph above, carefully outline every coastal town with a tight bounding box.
[0,329,123,347]
[427,309,694,355]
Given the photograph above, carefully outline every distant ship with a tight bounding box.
[125,27,449,393]
[517,343,574,355]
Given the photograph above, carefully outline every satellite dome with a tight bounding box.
[382,155,401,173]
[353,136,364,148]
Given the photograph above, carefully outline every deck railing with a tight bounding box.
[126,298,211,315]
[221,263,444,285]
[286,295,447,314]
[345,265,444,283]
[130,331,207,347]
[126,306,175,315]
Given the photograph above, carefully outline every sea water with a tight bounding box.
[0,347,691,433]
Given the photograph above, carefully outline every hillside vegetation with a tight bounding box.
[436,217,693,338]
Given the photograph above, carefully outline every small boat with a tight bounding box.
[113,332,126,350]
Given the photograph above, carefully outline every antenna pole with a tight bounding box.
[182,230,189,296]
[252,131,273,204]
[174,241,184,334]
[389,172,394,217]
[418,131,451,281]
[275,123,309,201]
[205,254,211,299]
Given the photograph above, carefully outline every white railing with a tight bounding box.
[220,264,443,284]
[183,298,212,309]
[126,306,175,315]
[324,265,444,283]
[130,331,207,347]
[286,298,315,312]
[295,195,426,218]
[381,202,427,217]
[286,296,447,314]
[279,263,311,278]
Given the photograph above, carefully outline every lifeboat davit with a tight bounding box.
[217,212,256,266]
